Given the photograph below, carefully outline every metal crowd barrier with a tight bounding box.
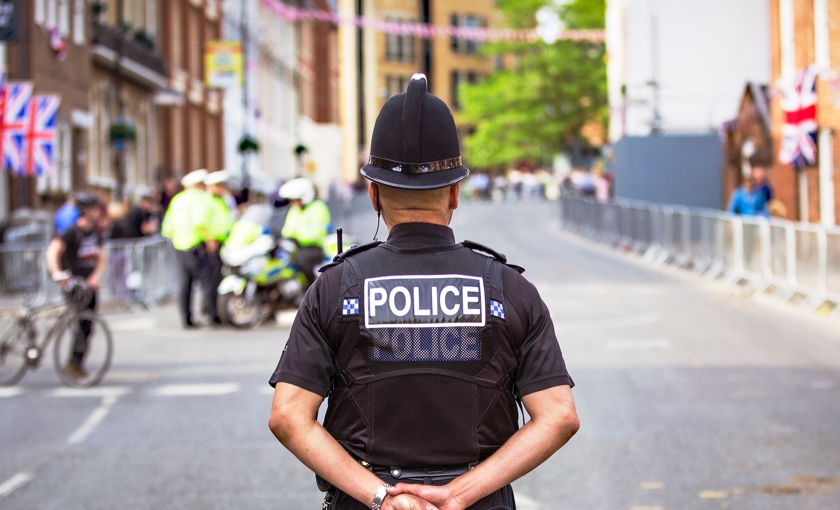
[559,195,840,315]
[0,192,374,312]
[0,236,179,310]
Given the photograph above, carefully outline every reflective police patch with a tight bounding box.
[342,298,359,315]
[364,275,485,329]
[368,327,481,361]
[490,300,505,319]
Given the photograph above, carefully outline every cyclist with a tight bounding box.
[45,192,106,379]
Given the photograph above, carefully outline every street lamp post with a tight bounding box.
[239,0,250,189]
[112,0,127,202]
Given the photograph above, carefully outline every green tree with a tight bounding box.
[459,0,606,170]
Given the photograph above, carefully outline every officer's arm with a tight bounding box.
[387,384,579,510]
[269,383,439,510]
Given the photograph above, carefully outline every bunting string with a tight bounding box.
[259,0,605,43]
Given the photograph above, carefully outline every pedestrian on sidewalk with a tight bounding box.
[727,176,768,217]
[268,74,579,510]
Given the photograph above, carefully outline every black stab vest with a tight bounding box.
[323,241,522,467]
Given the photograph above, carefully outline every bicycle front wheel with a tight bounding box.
[0,319,30,386]
[52,311,113,388]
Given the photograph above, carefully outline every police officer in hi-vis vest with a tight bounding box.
[268,74,579,510]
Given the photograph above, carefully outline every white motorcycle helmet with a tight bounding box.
[278,178,315,205]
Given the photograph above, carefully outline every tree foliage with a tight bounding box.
[459,0,607,170]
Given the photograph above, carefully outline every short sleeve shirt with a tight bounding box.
[269,223,573,396]
[60,224,103,278]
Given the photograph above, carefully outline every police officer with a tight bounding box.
[268,75,579,510]
[204,170,236,323]
[161,169,220,327]
[277,177,332,286]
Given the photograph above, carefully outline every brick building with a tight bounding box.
[90,0,167,201]
[160,0,224,182]
[2,0,92,214]
[765,0,838,224]
[336,0,502,183]
[722,84,775,211]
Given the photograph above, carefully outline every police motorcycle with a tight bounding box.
[216,204,308,328]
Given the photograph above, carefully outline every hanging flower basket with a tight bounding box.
[238,135,260,154]
[133,29,155,50]
[108,119,136,151]
[294,144,308,156]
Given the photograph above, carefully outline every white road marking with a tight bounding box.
[67,394,123,445]
[606,338,671,350]
[50,386,130,398]
[154,383,240,396]
[0,472,33,498]
[0,387,23,398]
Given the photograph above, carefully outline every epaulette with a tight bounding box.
[462,239,525,274]
[318,241,383,273]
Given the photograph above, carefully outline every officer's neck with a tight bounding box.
[384,210,452,229]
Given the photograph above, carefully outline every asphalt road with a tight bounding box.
[2,199,839,510]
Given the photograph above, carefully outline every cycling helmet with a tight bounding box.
[278,178,315,205]
[74,192,102,211]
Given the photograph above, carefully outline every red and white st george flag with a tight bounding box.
[778,65,818,168]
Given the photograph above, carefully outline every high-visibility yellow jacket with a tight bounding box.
[209,195,234,241]
[161,188,216,250]
[281,200,331,248]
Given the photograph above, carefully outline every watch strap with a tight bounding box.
[371,483,392,510]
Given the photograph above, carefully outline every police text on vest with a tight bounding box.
[364,275,486,328]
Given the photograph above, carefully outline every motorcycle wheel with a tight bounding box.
[218,290,265,329]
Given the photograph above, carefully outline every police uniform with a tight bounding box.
[268,75,575,510]
[161,169,216,327]
[204,171,236,324]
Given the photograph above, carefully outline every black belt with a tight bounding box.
[367,463,476,480]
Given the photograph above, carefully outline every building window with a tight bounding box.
[46,0,57,29]
[58,0,69,36]
[450,14,486,55]
[451,71,460,108]
[385,20,415,63]
[35,0,46,26]
[386,75,409,98]
[72,0,85,45]
[145,0,157,38]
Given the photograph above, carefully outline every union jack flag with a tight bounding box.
[0,81,33,175]
[22,95,60,177]
[779,65,818,168]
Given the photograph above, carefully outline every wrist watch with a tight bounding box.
[371,483,392,510]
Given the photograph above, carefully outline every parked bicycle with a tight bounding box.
[0,278,113,388]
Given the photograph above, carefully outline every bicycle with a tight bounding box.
[0,277,114,388]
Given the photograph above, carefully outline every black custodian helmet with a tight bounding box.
[360,73,469,190]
